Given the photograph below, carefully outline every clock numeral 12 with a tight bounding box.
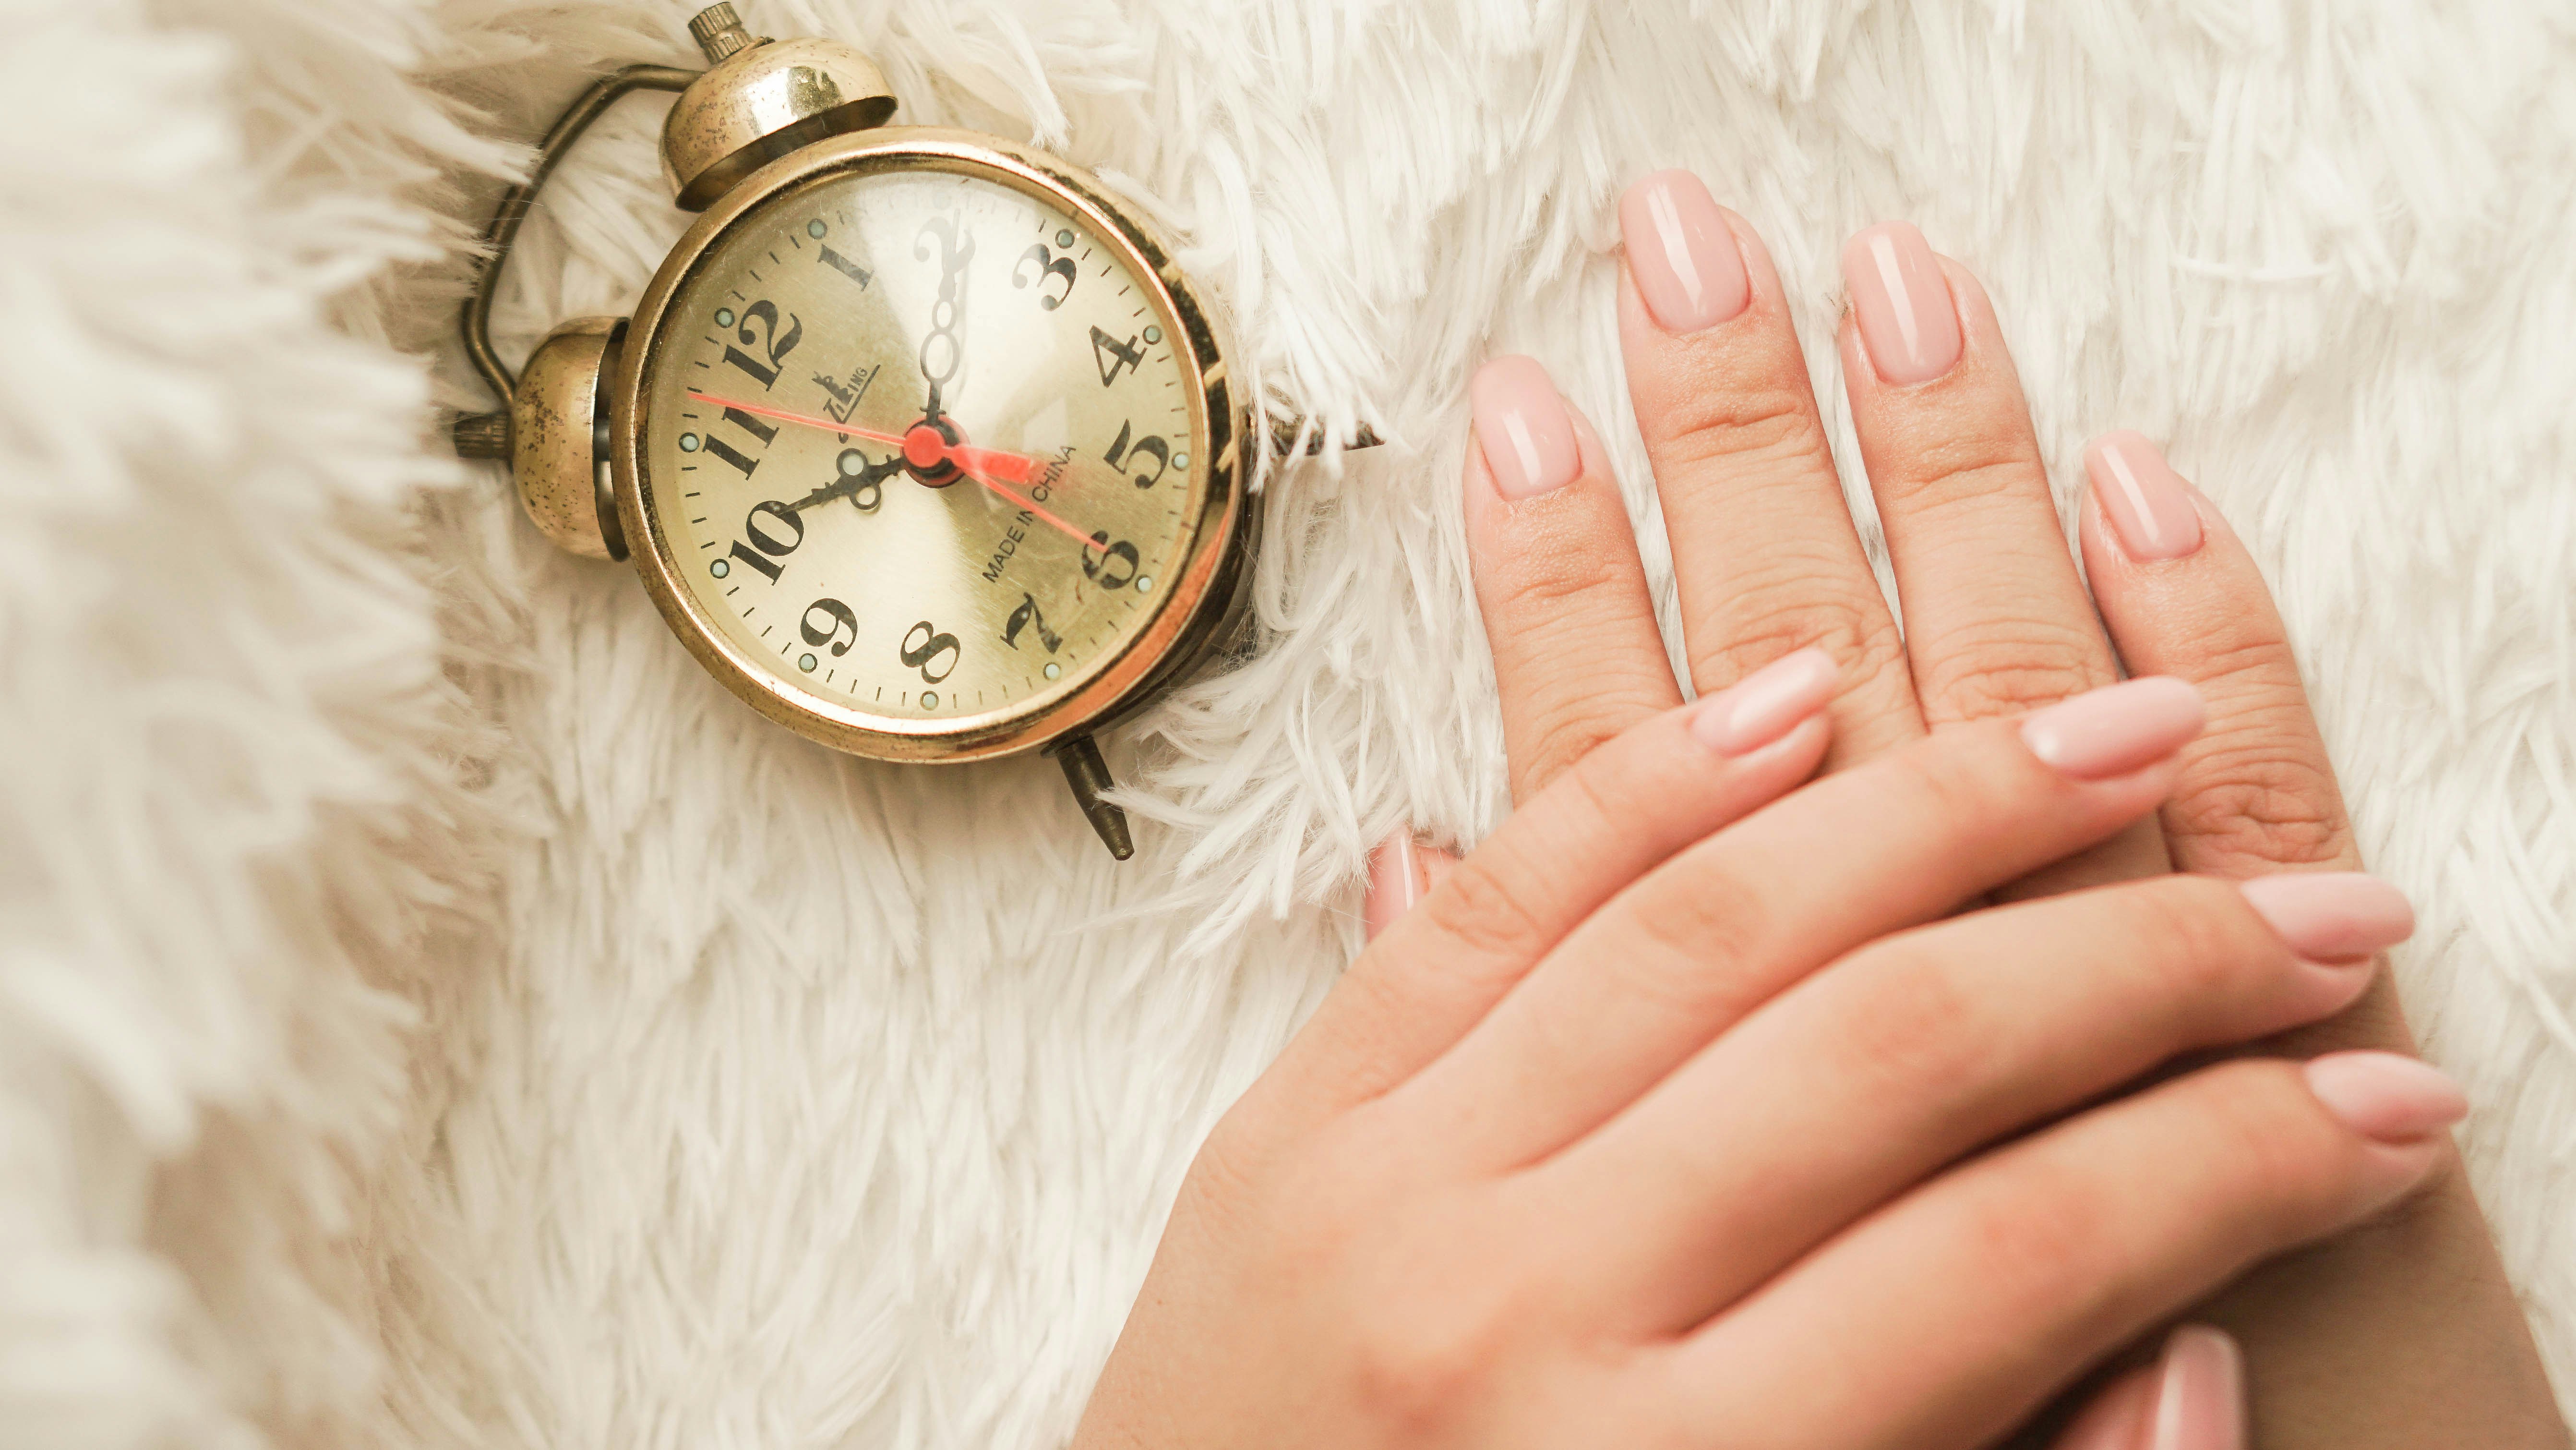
[722,300,803,390]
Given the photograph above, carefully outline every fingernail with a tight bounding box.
[1365,833,1443,942]
[1470,355,1580,499]
[2087,432,2205,561]
[2145,1325,2244,1450]
[2303,1051,2469,1144]
[2018,677,2206,781]
[2241,873,2416,962]
[1689,648,1838,756]
[1619,169,1751,333]
[1841,221,1962,385]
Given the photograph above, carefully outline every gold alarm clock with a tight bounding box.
[456,4,1361,858]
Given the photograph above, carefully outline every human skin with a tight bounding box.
[1071,659,2469,1448]
[1432,169,2566,1447]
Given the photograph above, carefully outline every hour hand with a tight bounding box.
[785,450,903,512]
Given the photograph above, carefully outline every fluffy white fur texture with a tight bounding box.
[3,0,2570,1446]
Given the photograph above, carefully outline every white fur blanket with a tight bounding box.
[4,0,2569,1446]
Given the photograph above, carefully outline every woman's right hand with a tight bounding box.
[1072,671,2463,1450]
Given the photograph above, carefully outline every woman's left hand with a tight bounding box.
[1432,169,2563,1449]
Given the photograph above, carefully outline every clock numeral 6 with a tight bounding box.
[1014,242,1077,310]
[726,499,804,583]
[1089,326,1144,387]
[900,621,962,683]
[722,299,803,390]
[1102,420,1170,489]
[1083,532,1140,590]
[801,598,858,657]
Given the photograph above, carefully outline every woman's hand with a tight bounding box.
[1075,674,2461,1450]
[1448,168,2563,1447]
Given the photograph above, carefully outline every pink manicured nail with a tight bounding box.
[2145,1325,2244,1450]
[1689,648,1837,756]
[1365,833,1429,942]
[1470,356,1580,499]
[1842,221,1962,384]
[2018,677,2206,781]
[2304,1051,2469,1144]
[2241,873,2416,962]
[2087,432,2205,561]
[1619,169,1751,333]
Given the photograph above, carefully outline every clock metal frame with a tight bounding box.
[612,127,1250,765]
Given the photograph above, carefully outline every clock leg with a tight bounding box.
[1050,734,1135,861]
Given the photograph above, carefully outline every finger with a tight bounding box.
[1839,224,2166,888]
[2079,432,2362,876]
[2047,1327,2246,1450]
[1390,676,2205,1170]
[1657,1052,2464,1450]
[1255,652,1838,1127]
[1362,833,1458,942]
[1616,171,1920,765]
[2046,1360,2156,1450]
[1541,870,2410,1333]
[1465,355,1685,800]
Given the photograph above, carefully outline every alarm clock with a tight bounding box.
[455,3,1361,858]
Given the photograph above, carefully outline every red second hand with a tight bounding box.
[686,388,1094,550]
[686,389,1042,483]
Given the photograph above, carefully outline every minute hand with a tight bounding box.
[685,390,1044,484]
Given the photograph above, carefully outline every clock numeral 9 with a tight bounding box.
[722,299,803,390]
[900,621,962,683]
[800,598,857,657]
[1013,242,1077,310]
[725,499,803,583]
[1089,326,1144,387]
[1102,420,1170,489]
[1083,532,1140,590]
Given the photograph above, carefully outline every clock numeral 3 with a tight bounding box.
[1089,326,1144,387]
[900,621,962,683]
[722,299,803,390]
[1083,532,1140,590]
[1014,242,1077,310]
[1002,593,1062,653]
[801,598,858,657]
[1102,420,1171,489]
[726,499,804,583]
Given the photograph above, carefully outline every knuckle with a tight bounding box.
[1954,1160,2107,1317]
[1603,855,1776,1016]
[1835,938,1985,1093]
[1350,1260,1519,1431]
[1877,733,2017,833]
[1512,687,1665,798]
[1689,575,1907,698]
[1651,376,1829,479]
[2120,876,2267,1008]
[1874,430,2042,511]
[2166,735,2351,869]
[1914,616,2114,723]
[2180,1061,2357,1237]
[1417,855,1553,967]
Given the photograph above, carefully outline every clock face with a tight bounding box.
[633,155,1214,748]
